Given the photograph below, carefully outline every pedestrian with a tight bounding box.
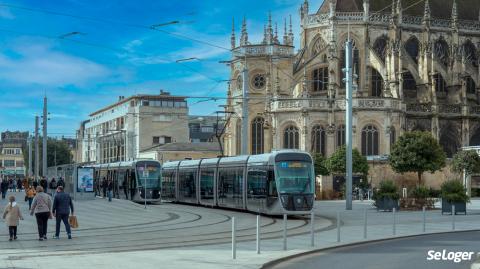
[57,177,65,188]
[49,178,57,196]
[40,177,48,193]
[52,186,74,239]
[12,179,17,192]
[8,178,13,192]
[102,178,107,198]
[0,180,8,199]
[26,186,36,210]
[3,195,23,241]
[123,179,128,200]
[16,179,22,192]
[30,186,52,241]
[33,180,38,189]
[107,179,113,202]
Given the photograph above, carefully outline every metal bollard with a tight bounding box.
[283,214,287,250]
[232,217,236,259]
[452,205,456,231]
[336,211,341,242]
[310,212,315,247]
[393,208,396,236]
[256,215,260,254]
[422,206,426,233]
[363,208,367,239]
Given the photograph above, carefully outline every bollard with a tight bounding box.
[232,217,236,259]
[256,215,260,254]
[422,206,426,233]
[393,208,396,236]
[452,205,456,231]
[363,208,367,239]
[310,212,315,247]
[336,211,341,242]
[283,214,287,251]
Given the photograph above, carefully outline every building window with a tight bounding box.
[252,74,266,90]
[311,125,326,156]
[390,126,396,148]
[312,67,328,92]
[404,37,419,64]
[251,117,265,155]
[434,73,447,93]
[361,125,379,156]
[371,68,383,97]
[461,40,478,67]
[466,76,476,94]
[434,38,449,67]
[236,75,243,91]
[336,124,345,148]
[402,72,416,90]
[3,160,15,167]
[236,120,242,155]
[153,136,172,145]
[283,125,299,149]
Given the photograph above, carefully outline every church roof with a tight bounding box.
[317,0,479,21]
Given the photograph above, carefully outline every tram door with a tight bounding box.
[129,170,136,200]
[246,167,268,212]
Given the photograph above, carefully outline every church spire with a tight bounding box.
[274,22,280,44]
[283,18,288,45]
[451,0,458,29]
[240,16,248,46]
[397,0,402,24]
[265,11,274,44]
[423,0,431,27]
[231,17,236,49]
[286,15,294,46]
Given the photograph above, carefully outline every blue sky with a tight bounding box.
[0,0,323,138]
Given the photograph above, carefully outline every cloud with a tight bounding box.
[0,41,110,87]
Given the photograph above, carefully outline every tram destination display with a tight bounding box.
[77,167,94,192]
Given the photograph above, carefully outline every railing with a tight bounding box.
[272,98,401,112]
[438,104,462,114]
[406,103,432,113]
[232,44,294,57]
[470,105,480,115]
[304,12,480,32]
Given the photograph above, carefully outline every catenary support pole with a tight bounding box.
[241,65,249,155]
[34,116,39,181]
[363,208,367,239]
[422,206,426,233]
[42,96,47,177]
[283,214,287,250]
[452,205,455,231]
[310,212,315,247]
[232,217,236,259]
[337,211,341,242]
[393,208,396,236]
[344,38,353,210]
[256,215,260,254]
[28,136,32,177]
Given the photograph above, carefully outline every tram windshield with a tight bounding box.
[136,162,161,189]
[275,161,313,194]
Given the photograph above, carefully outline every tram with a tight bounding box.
[161,150,314,215]
[92,160,162,203]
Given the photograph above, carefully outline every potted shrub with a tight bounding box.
[410,186,435,210]
[440,180,469,215]
[373,180,400,211]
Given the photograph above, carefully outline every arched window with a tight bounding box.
[283,125,299,149]
[371,68,383,97]
[434,38,449,67]
[336,124,345,148]
[251,117,264,155]
[402,71,417,98]
[373,35,388,63]
[340,39,360,86]
[434,73,447,93]
[461,40,478,67]
[404,36,419,64]
[312,67,328,92]
[361,125,379,156]
[466,76,476,94]
[311,125,326,155]
[236,120,242,155]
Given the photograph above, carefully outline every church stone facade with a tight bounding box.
[223,0,480,170]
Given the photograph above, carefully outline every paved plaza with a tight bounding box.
[0,191,479,269]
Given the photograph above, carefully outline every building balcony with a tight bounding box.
[271,98,401,113]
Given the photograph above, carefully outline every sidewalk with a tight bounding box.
[0,191,479,269]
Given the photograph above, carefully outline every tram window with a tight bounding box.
[247,169,267,196]
[218,167,243,207]
[179,170,196,199]
[267,169,277,197]
[161,170,176,200]
[200,169,214,199]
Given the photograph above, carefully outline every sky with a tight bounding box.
[0,0,323,138]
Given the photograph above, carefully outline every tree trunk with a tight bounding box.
[417,171,423,186]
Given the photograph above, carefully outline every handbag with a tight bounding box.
[69,215,79,228]
[24,196,28,202]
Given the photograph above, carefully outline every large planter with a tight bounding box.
[441,199,467,215]
[375,197,399,211]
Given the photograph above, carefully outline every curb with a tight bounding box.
[261,229,480,269]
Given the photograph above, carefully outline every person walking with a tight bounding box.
[30,186,52,241]
[3,196,23,241]
[107,179,113,202]
[33,180,38,189]
[49,178,57,196]
[16,179,22,192]
[0,180,8,199]
[57,177,65,188]
[40,177,48,194]
[26,186,36,210]
[52,186,74,239]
